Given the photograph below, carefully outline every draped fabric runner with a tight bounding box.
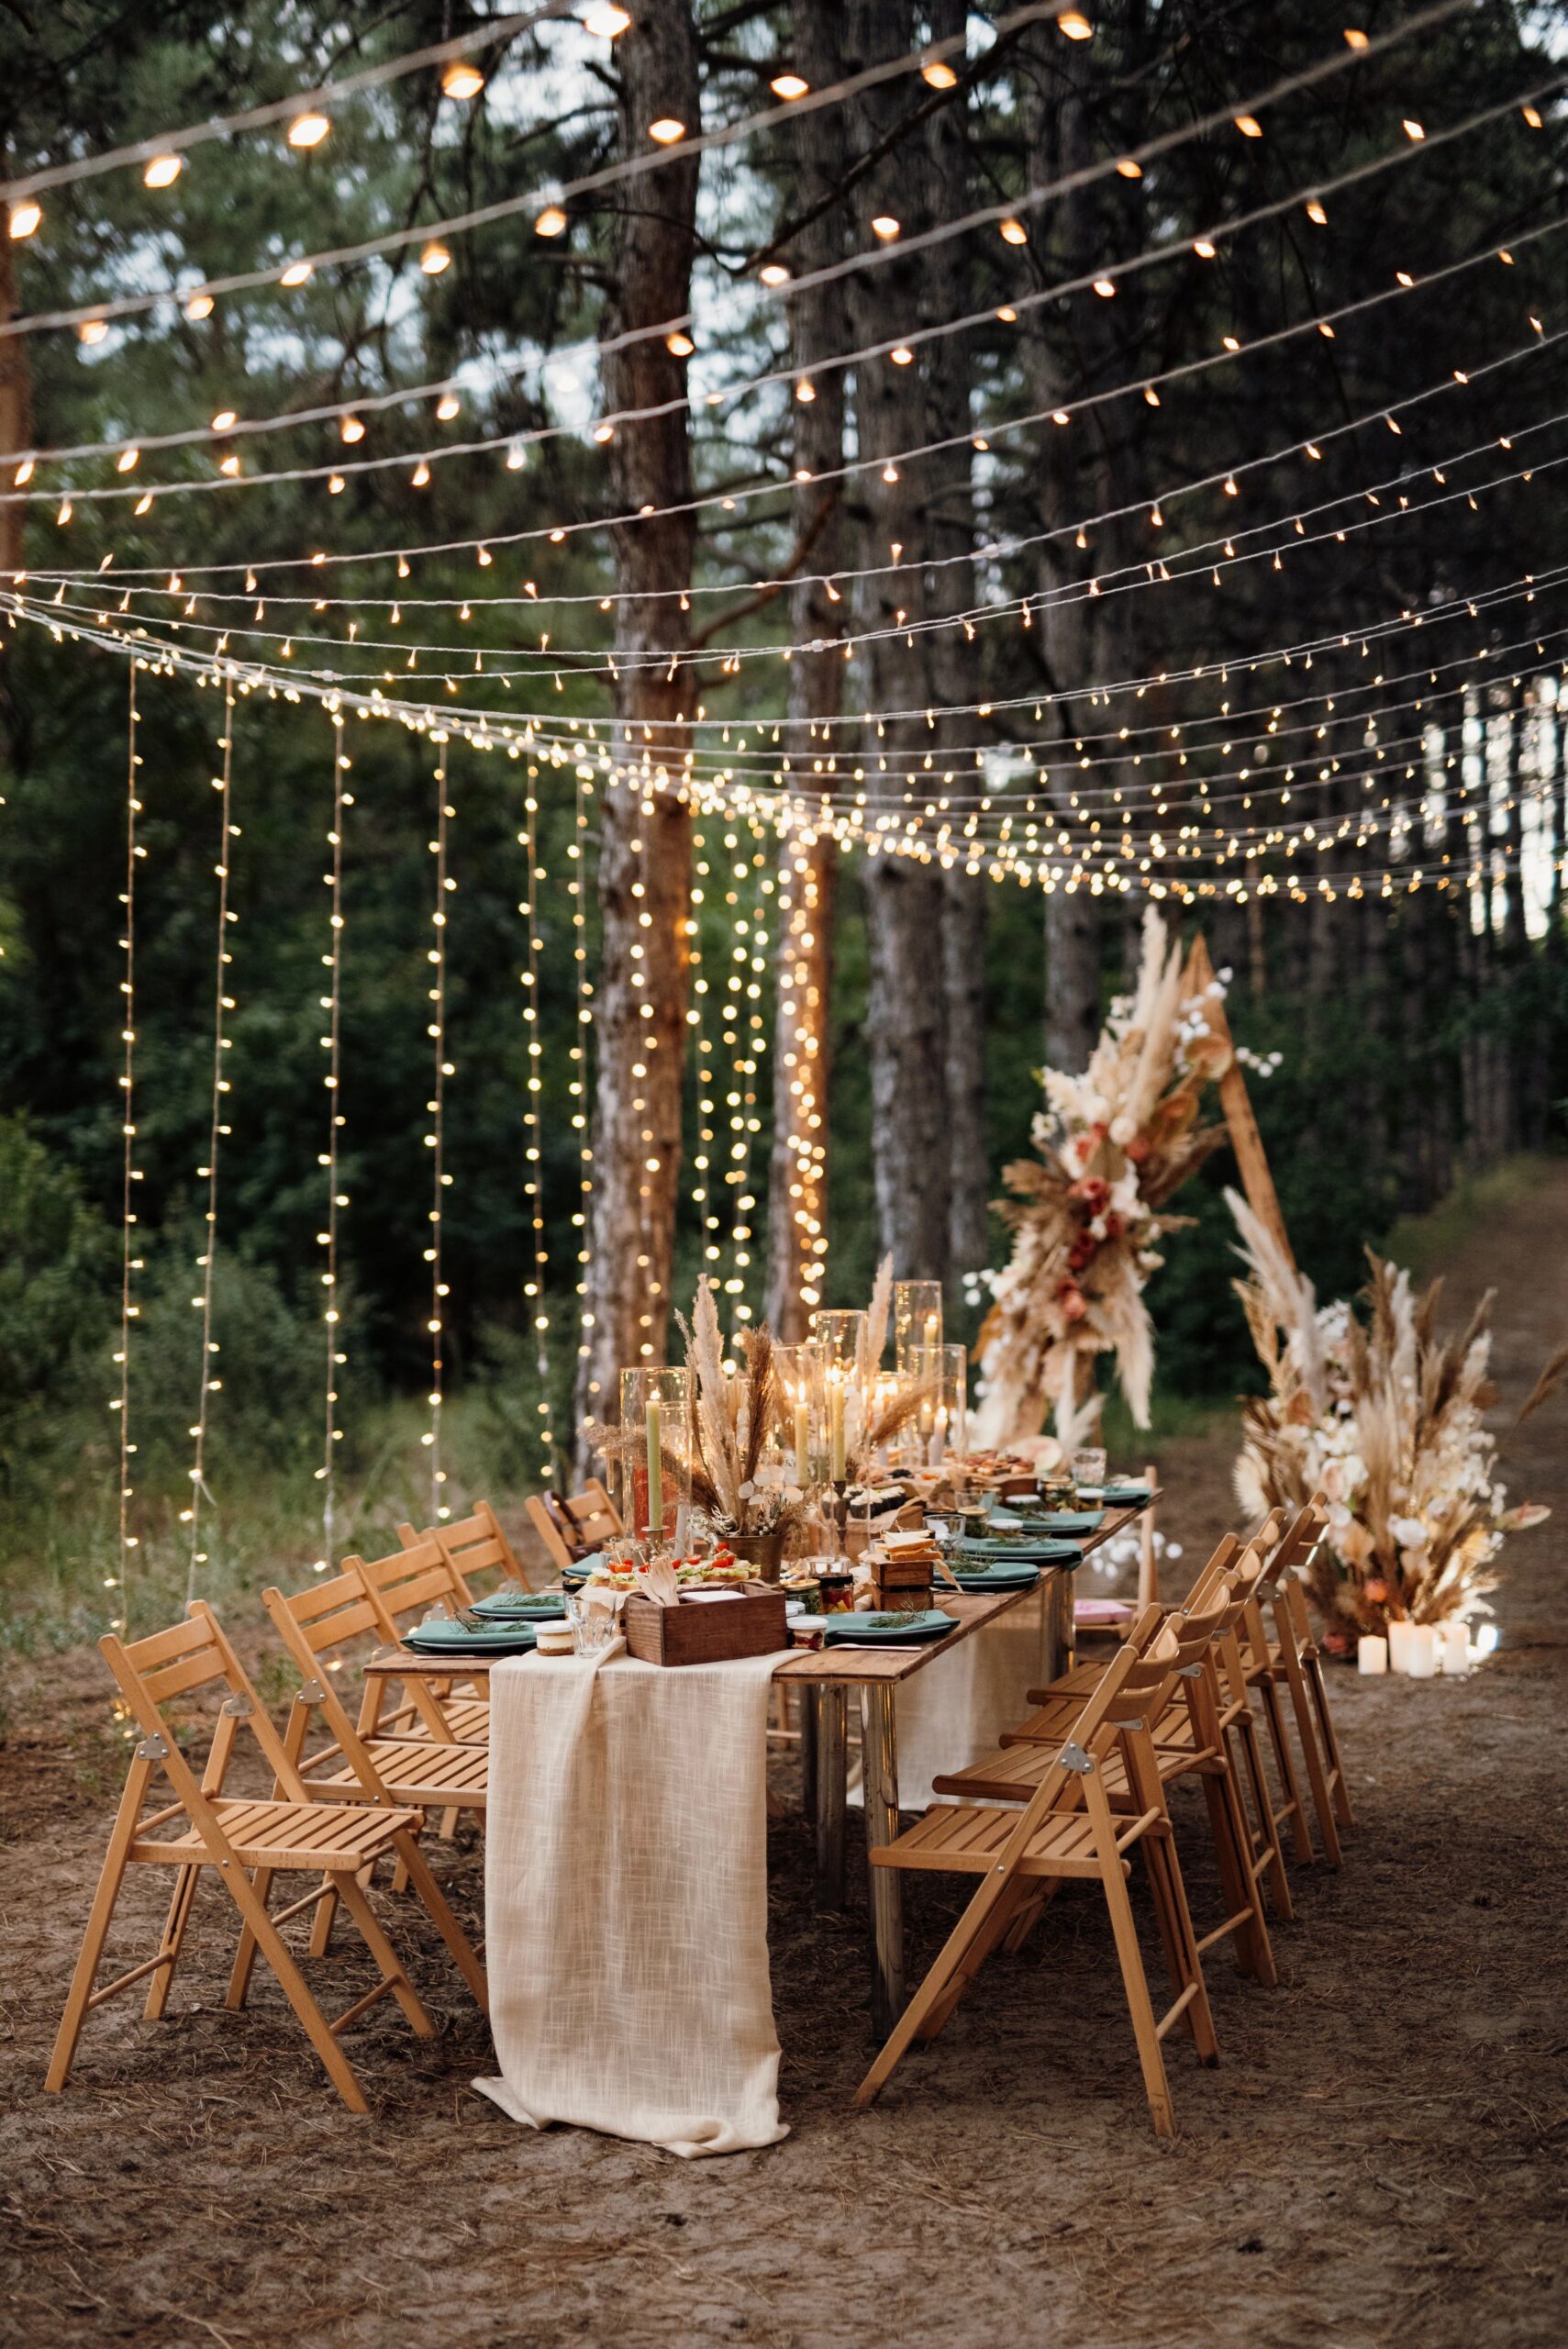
[848,1585,1050,1809]
[473,1647,788,2157]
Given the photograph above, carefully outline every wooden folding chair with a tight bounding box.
[258,1572,491,1990]
[520,1480,622,1579]
[400,1496,540,1598]
[47,1602,444,2114]
[1015,1525,1258,1715]
[351,1536,492,1751]
[854,1636,1219,2138]
[1236,1500,1351,1866]
[939,1545,1289,1984]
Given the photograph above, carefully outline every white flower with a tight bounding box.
[1388,1514,1427,1548]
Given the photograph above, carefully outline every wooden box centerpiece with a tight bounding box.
[622,1582,790,1668]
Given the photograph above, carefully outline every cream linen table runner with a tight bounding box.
[474,1647,788,2157]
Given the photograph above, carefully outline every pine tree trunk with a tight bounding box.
[765,0,848,1342]
[574,0,700,1441]
[847,0,952,1278]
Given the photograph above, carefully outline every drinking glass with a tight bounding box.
[565,1588,621,1659]
[1072,1446,1108,1491]
[894,1280,944,1373]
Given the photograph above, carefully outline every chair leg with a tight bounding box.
[227,1868,274,2009]
[308,1872,340,1957]
[390,1829,488,2012]
[1258,1677,1314,1864]
[1306,1653,1355,1830]
[916,1885,1028,2041]
[44,1781,144,2092]
[1098,1854,1178,2137]
[1281,1649,1342,1868]
[218,1867,371,2113]
[143,1862,201,2020]
[854,1868,1015,2109]
[330,1870,435,2039]
[1232,1712,1295,1921]
[1141,1825,1219,2063]
[1196,1765,1275,1986]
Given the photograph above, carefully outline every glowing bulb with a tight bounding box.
[665,329,695,355]
[211,410,237,432]
[8,199,41,239]
[1403,118,1424,139]
[795,379,816,402]
[584,3,631,32]
[436,393,461,420]
[760,262,790,284]
[78,318,108,345]
[340,415,364,443]
[281,261,314,285]
[1092,277,1116,297]
[1193,238,1216,258]
[1343,28,1369,48]
[889,345,914,365]
[143,153,183,188]
[871,215,901,240]
[287,112,331,150]
[14,459,33,484]
[441,61,485,100]
[1059,9,1093,36]
[117,446,139,472]
[648,117,685,144]
[998,217,1028,245]
[593,421,615,442]
[770,74,808,100]
[420,240,451,274]
[328,473,345,494]
[535,206,568,237]
[1115,158,1142,179]
[412,461,431,485]
[184,292,214,319]
[1235,115,1262,138]
[1523,104,1542,128]
[1307,199,1327,224]
[220,453,240,475]
[921,59,958,88]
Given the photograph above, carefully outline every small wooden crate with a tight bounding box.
[622,1584,790,1667]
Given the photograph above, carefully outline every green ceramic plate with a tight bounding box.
[403,1620,539,1654]
[822,1609,956,1645]
[468,1591,568,1620]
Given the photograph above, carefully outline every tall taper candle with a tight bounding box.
[794,1397,810,1489]
[645,1396,662,1540]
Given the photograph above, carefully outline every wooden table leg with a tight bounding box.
[814,1686,847,1909]
[800,1685,819,1820]
[861,1682,905,2038]
[1049,1564,1075,1682]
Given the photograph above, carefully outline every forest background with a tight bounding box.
[1,0,1565,1647]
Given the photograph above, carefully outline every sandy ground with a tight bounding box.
[3,1174,1567,2349]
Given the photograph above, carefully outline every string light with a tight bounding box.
[519,771,557,1480]
[569,763,595,1375]
[773,826,831,1310]
[107,668,142,1648]
[313,713,350,1570]
[689,817,720,1275]
[424,741,451,1521]
[183,674,237,1598]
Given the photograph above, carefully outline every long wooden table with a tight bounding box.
[362,1505,1141,2039]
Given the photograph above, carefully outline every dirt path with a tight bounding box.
[4,1174,1567,2349]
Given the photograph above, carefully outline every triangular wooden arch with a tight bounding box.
[1182,931,1296,1272]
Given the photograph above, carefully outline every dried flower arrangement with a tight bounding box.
[1229,1188,1563,1650]
[972,909,1234,1446]
[677,1277,814,1542]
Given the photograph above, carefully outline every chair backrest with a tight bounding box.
[100,1600,312,1813]
[400,1497,531,1598]
[1240,1499,1328,1669]
[522,1480,622,1578]
[356,1534,469,1631]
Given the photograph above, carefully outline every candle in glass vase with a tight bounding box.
[828,1373,847,1481]
[794,1397,810,1488]
[645,1396,662,1540]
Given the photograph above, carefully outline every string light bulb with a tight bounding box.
[421,240,452,275]
[648,117,686,145]
[8,198,41,239]
[771,74,809,100]
[999,217,1029,245]
[535,205,569,238]
[436,393,461,421]
[921,59,958,88]
[142,153,183,188]
[287,111,330,149]
[1059,9,1093,37]
[871,215,901,240]
[441,61,485,100]
[78,318,107,345]
[584,4,631,33]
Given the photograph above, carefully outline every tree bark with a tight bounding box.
[0,217,31,755]
[846,0,953,1279]
[765,0,847,1341]
[574,0,700,1439]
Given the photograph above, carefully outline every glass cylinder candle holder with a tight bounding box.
[618,1365,694,1548]
[808,1309,867,1483]
[914,1341,968,1466]
[773,1342,822,1489]
[894,1279,944,1373]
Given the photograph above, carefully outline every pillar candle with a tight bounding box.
[645,1396,662,1540]
[1439,1621,1470,1676]
[793,1397,810,1488]
[1357,1635,1388,1675]
[1404,1624,1437,1678]
[828,1375,847,1481]
[1386,1619,1417,1673]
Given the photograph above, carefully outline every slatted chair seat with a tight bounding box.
[132,1796,423,1873]
[298,1736,489,1809]
[873,1798,1162,1879]
[933,1727,1220,1809]
[47,1602,466,2113]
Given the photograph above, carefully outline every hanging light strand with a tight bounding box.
[184,672,237,1598]
[689,818,719,1275]
[315,711,349,1569]
[520,770,556,1480]
[569,765,595,1379]
[109,665,141,1646]
[425,740,451,1521]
